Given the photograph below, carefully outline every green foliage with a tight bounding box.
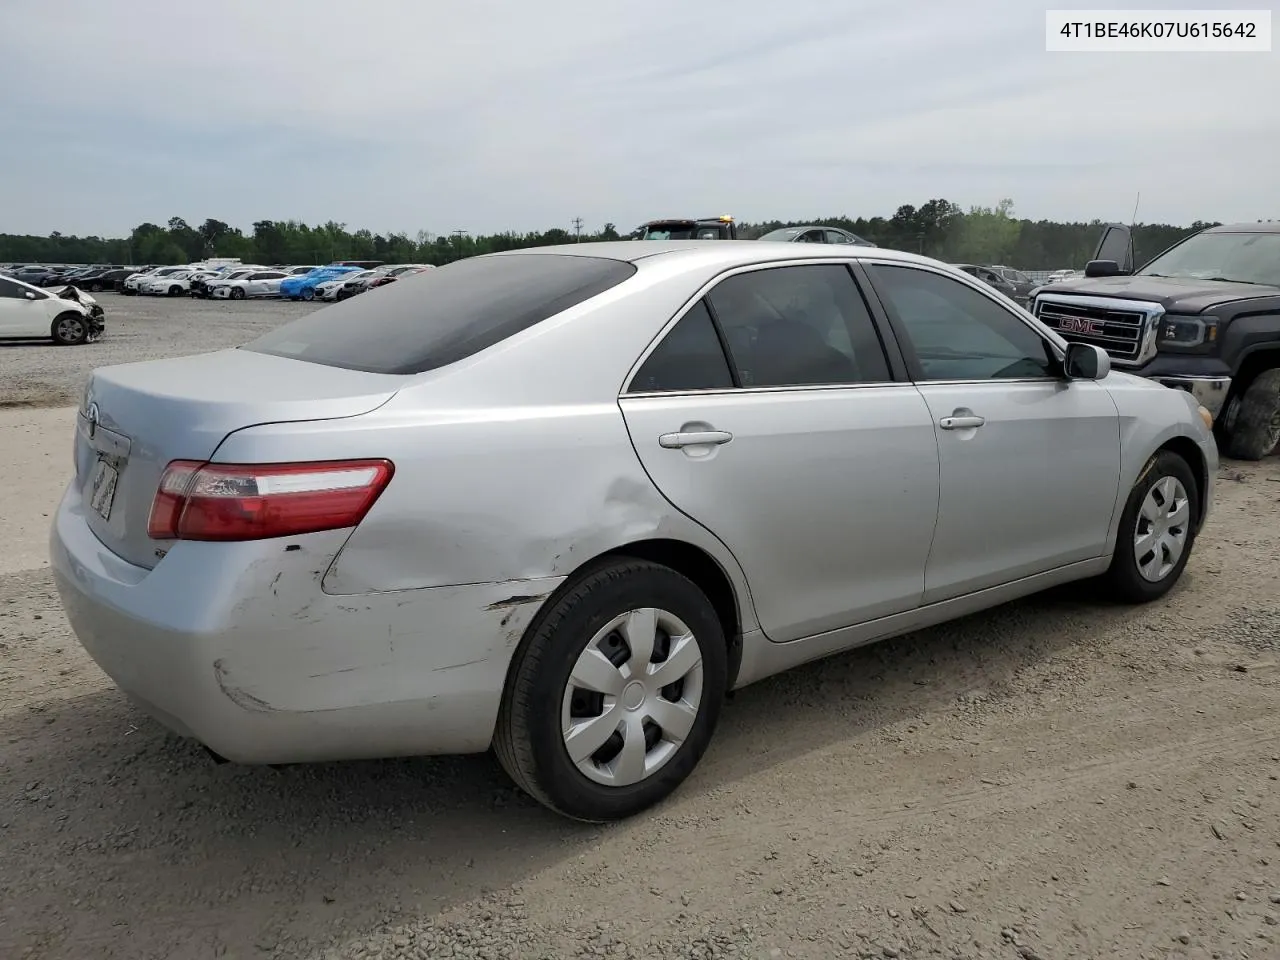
[0,202,1218,270]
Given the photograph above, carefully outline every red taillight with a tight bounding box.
[147,459,394,541]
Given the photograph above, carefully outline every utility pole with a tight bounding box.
[450,230,469,244]
[571,217,583,241]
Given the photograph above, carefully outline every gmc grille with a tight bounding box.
[1033,299,1149,361]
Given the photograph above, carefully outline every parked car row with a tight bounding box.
[87,260,435,302]
[953,263,1038,304]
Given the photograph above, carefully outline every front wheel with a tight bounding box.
[88,282,103,293]
[1102,450,1200,603]
[231,287,246,300]
[1221,369,1280,461]
[301,288,315,301]
[51,312,89,346]
[494,559,728,822]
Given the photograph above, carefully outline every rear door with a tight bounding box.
[862,261,1121,603]
[619,261,940,643]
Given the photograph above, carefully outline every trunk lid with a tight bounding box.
[75,348,402,569]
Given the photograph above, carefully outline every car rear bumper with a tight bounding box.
[49,481,562,764]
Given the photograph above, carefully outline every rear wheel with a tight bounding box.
[1102,450,1199,603]
[88,282,103,293]
[301,288,315,301]
[51,312,89,346]
[1221,368,1280,461]
[494,559,727,822]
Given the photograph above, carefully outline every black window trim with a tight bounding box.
[621,257,911,397]
[857,259,1068,386]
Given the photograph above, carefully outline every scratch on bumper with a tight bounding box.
[213,658,276,713]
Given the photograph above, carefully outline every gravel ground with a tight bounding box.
[2,305,1280,959]
[0,292,318,408]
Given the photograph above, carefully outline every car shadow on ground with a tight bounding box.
[0,576,1173,955]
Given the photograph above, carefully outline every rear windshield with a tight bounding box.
[243,253,637,374]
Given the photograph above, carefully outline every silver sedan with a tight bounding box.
[51,241,1218,821]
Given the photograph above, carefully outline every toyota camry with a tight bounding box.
[51,241,1217,821]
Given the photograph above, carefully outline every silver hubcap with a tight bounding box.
[561,607,704,788]
[1134,476,1190,582]
[57,317,84,341]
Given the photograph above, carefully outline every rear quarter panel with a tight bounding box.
[210,258,763,630]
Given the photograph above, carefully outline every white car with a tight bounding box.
[0,274,104,345]
[123,266,189,295]
[1043,269,1081,284]
[315,270,376,301]
[141,270,199,296]
[211,269,292,300]
[199,268,265,298]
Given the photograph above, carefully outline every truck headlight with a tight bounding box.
[1159,315,1216,348]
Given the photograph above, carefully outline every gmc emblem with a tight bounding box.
[1059,317,1105,335]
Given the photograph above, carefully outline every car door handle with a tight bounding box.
[659,430,733,449]
[938,415,985,430]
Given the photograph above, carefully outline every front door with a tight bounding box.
[0,277,49,337]
[619,262,941,643]
[863,262,1122,604]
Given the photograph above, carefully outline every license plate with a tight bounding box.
[88,458,119,522]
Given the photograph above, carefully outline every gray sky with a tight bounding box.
[2,0,1276,237]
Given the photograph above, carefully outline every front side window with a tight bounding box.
[708,265,891,387]
[866,264,1056,381]
[0,277,26,299]
[629,300,734,393]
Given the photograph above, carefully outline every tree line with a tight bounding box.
[1,199,1222,271]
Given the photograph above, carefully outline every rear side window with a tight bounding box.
[629,300,734,393]
[244,253,637,374]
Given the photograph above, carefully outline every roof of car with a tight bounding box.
[1204,221,1280,234]
[488,240,931,270]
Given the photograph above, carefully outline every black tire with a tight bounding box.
[231,287,245,300]
[1102,450,1200,603]
[494,558,728,822]
[167,285,182,297]
[88,282,103,293]
[51,312,89,346]
[1222,368,1280,461]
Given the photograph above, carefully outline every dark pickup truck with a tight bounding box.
[1030,221,1280,460]
[636,216,738,240]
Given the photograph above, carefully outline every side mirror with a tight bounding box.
[1084,259,1124,278]
[1064,342,1110,380]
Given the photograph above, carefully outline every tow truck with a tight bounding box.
[1031,221,1280,460]
[635,215,738,240]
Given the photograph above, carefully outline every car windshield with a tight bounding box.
[640,224,698,240]
[1138,231,1280,286]
[758,228,804,241]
